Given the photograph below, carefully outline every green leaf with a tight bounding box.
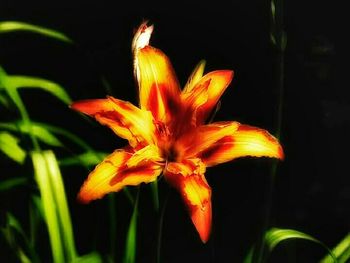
[0,21,73,43]
[242,247,255,263]
[123,189,139,263]
[43,150,77,260]
[321,233,350,263]
[72,252,103,263]
[32,151,64,263]
[0,177,28,191]
[59,151,107,167]
[35,123,94,151]
[265,228,337,262]
[0,132,26,163]
[0,121,63,147]
[6,75,71,104]
[0,92,10,108]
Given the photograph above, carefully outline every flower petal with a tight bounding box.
[71,97,155,148]
[176,121,240,160]
[133,23,181,122]
[78,148,163,204]
[165,159,212,243]
[182,70,234,125]
[197,123,284,167]
[183,60,206,94]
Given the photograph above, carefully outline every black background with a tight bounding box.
[0,0,349,262]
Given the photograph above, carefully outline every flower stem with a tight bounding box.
[156,191,170,263]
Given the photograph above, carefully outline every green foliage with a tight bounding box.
[0,132,26,163]
[244,228,337,263]
[123,189,139,263]
[0,20,73,43]
[0,177,28,191]
[321,233,350,263]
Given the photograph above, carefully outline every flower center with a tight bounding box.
[155,121,179,162]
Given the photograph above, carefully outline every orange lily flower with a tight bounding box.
[71,22,284,243]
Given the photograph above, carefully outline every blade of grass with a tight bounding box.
[59,151,108,167]
[0,121,63,147]
[72,252,103,263]
[44,150,77,261]
[265,228,337,262]
[0,67,40,150]
[123,188,139,263]
[1,213,39,263]
[0,132,26,163]
[0,92,10,107]
[6,75,71,104]
[0,177,28,191]
[321,233,350,263]
[32,151,63,263]
[0,21,73,43]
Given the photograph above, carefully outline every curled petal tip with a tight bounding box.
[132,21,154,52]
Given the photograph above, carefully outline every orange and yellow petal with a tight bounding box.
[71,97,155,148]
[183,60,206,94]
[197,123,284,167]
[133,24,181,123]
[78,148,163,204]
[176,121,240,159]
[165,159,212,243]
[182,70,234,125]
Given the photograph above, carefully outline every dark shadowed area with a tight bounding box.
[0,0,349,262]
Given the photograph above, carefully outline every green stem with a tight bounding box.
[109,194,117,262]
[256,0,285,262]
[156,191,169,263]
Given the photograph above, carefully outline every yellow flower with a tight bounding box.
[71,22,284,243]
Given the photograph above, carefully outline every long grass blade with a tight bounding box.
[0,21,73,43]
[265,228,337,262]
[321,233,350,263]
[32,151,63,263]
[0,131,26,163]
[6,75,71,104]
[1,68,40,150]
[59,151,108,167]
[72,252,103,263]
[123,189,139,263]
[44,150,77,261]
[0,121,63,147]
[0,177,28,191]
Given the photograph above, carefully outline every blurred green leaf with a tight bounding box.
[0,121,63,147]
[123,189,139,263]
[0,92,10,108]
[0,177,28,191]
[243,247,254,263]
[0,21,73,43]
[36,123,94,151]
[265,228,337,262]
[5,75,71,104]
[59,151,108,167]
[0,131,26,163]
[321,233,350,263]
[44,150,77,260]
[72,252,103,263]
[1,213,39,263]
[32,151,64,263]
[32,150,77,262]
